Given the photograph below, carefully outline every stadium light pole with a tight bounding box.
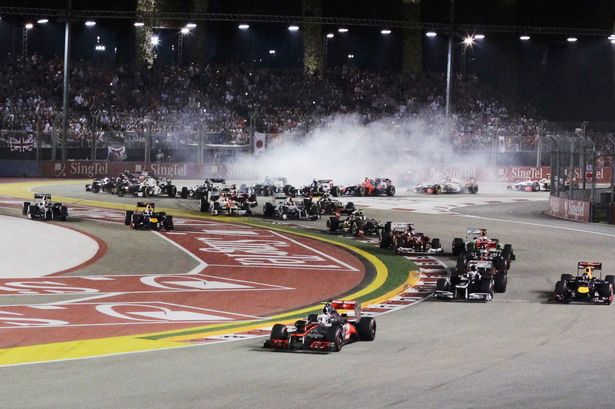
[61,0,72,163]
[445,0,454,121]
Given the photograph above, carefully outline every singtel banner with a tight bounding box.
[548,196,590,222]
[40,161,229,179]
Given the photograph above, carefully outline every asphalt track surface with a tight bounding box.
[2,182,615,409]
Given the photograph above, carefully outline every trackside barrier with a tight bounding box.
[548,196,591,222]
[0,160,41,177]
[37,161,229,179]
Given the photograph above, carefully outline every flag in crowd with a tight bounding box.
[9,135,36,153]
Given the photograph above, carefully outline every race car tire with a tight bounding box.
[200,199,210,213]
[124,211,134,225]
[532,182,540,191]
[326,325,343,352]
[560,274,573,281]
[180,187,188,199]
[380,235,392,249]
[283,185,295,197]
[306,313,318,323]
[44,209,53,220]
[164,216,174,231]
[328,218,339,232]
[452,238,465,256]
[345,202,355,213]
[480,277,494,299]
[455,255,466,274]
[554,280,567,301]
[263,202,275,217]
[386,185,396,196]
[168,186,177,198]
[436,278,447,292]
[502,244,513,267]
[494,257,506,272]
[91,185,100,193]
[130,214,142,229]
[598,283,613,302]
[431,238,441,251]
[22,202,30,216]
[270,324,288,341]
[356,187,365,197]
[605,275,615,286]
[469,184,479,194]
[59,206,68,221]
[434,184,442,194]
[357,317,376,341]
[146,187,155,198]
[27,204,37,219]
[494,272,508,293]
[331,186,341,197]
[262,186,270,196]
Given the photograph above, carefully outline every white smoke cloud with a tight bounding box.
[228,111,494,188]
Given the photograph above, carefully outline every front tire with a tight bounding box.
[326,325,343,352]
[270,324,288,340]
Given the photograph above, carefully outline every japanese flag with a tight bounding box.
[254,132,266,155]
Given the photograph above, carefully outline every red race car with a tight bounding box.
[264,300,376,352]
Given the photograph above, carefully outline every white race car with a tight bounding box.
[506,178,550,192]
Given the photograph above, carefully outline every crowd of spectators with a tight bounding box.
[0,52,547,155]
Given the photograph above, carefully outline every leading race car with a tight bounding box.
[22,194,68,221]
[415,176,478,194]
[124,202,174,230]
[554,262,614,304]
[245,176,297,197]
[181,178,228,200]
[506,178,551,192]
[300,179,342,197]
[379,221,443,255]
[200,188,258,216]
[264,300,376,352]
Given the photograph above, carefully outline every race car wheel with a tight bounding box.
[44,209,53,220]
[91,185,100,193]
[270,324,288,341]
[326,325,343,352]
[434,184,442,194]
[180,187,188,199]
[168,186,177,198]
[356,187,365,197]
[200,199,210,213]
[263,203,274,217]
[533,182,540,191]
[560,274,573,281]
[22,202,30,216]
[27,205,37,219]
[328,218,339,232]
[554,280,567,301]
[605,275,615,287]
[598,284,613,303]
[59,206,68,221]
[380,235,392,249]
[431,238,441,251]
[494,272,508,293]
[452,238,464,256]
[469,184,479,194]
[436,278,448,292]
[386,185,396,196]
[357,317,376,341]
[481,277,494,300]
[331,186,341,197]
[455,255,466,274]
[124,211,134,225]
[502,244,513,267]
[164,216,174,231]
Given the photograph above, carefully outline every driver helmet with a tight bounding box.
[322,303,335,316]
[583,266,593,280]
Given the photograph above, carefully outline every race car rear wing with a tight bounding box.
[578,261,602,271]
[136,202,156,209]
[330,300,361,320]
[466,227,487,236]
[34,193,52,200]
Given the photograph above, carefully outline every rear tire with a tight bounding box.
[386,185,396,196]
[180,187,188,199]
[357,317,376,341]
[560,273,573,281]
[436,278,447,292]
[263,202,274,217]
[125,210,134,225]
[168,186,177,198]
[494,272,508,293]
[22,202,30,215]
[431,238,441,250]
[605,275,615,286]
[200,199,210,213]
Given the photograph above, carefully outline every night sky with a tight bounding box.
[1,0,614,122]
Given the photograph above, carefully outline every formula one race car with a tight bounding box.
[415,176,478,194]
[379,221,443,255]
[85,176,116,193]
[124,202,174,230]
[435,266,495,302]
[200,188,258,216]
[246,176,297,197]
[22,194,68,221]
[135,176,178,198]
[506,178,551,192]
[181,178,227,200]
[264,300,376,352]
[312,193,355,215]
[301,179,342,197]
[343,177,396,197]
[263,194,320,220]
[327,210,381,236]
[554,262,614,304]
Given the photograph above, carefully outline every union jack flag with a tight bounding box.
[9,135,36,152]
